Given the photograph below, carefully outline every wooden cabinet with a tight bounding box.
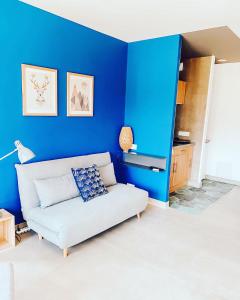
[170,145,193,193]
[176,80,186,104]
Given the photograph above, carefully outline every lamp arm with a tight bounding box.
[0,148,17,161]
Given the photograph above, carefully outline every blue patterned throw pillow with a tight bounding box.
[72,165,108,202]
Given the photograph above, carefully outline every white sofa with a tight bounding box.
[15,152,148,257]
[0,263,14,300]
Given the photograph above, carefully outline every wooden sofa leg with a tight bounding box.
[137,213,141,220]
[38,233,43,240]
[63,248,68,258]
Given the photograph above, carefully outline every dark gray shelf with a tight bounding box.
[123,152,167,172]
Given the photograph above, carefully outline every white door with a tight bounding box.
[204,62,240,183]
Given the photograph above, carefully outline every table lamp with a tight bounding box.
[119,127,133,153]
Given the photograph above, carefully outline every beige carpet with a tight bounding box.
[1,187,240,300]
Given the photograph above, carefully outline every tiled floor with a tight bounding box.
[170,179,235,214]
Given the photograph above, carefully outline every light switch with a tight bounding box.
[178,131,190,137]
[131,144,137,150]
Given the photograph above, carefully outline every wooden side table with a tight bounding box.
[0,209,15,251]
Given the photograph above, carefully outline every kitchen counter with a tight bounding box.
[172,143,194,153]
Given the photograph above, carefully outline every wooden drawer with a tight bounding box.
[172,147,188,156]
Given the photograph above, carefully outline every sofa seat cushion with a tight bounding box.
[28,184,148,248]
[28,196,85,234]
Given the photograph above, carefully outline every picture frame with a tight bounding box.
[67,72,94,117]
[21,64,58,116]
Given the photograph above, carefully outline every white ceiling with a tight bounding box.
[20,0,240,42]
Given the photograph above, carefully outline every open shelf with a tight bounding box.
[123,152,167,172]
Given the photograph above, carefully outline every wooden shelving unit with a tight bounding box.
[0,209,15,251]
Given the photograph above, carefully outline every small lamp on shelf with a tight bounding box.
[119,126,133,153]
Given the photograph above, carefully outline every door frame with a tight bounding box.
[198,55,215,184]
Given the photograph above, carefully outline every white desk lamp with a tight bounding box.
[0,140,35,164]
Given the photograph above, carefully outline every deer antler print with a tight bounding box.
[41,76,50,90]
[30,75,40,90]
[30,74,50,103]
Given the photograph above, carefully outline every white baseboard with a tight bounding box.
[148,198,169,209]
[205,175,240,186]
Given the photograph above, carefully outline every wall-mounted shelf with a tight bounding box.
[123,152,167,172]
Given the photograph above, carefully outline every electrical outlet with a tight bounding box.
[131,144,137,150]
[179,62,184,71]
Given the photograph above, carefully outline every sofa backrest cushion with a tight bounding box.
[98,163,117,187]
[15,152,111,220]
[34,173,80,209]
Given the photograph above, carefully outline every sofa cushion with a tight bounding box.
[72,165,108,202]
[15,152,111,220]
[34,173,80,208]
[98,163,117,187]
[28,184,148,248]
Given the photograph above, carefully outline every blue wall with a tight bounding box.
[0,1,127,223]
[124,35,181,201]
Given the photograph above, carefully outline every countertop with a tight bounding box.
[172,143,194,150]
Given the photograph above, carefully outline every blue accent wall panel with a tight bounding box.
[0,1,127,223]
[124,35,181,201]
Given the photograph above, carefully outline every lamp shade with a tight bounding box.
[14,140,35,164]
[119,127,133,153]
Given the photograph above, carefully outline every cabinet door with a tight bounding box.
[176,81,186,105]
[170,146,194,193]
[172,149,189,189]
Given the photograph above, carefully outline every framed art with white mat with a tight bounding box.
[67,72,94,117]
[21,64,58,116]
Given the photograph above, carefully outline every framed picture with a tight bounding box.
[21,64,57,116]
[67,72,94,117]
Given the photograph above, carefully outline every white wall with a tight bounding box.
[205,63,240,183]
